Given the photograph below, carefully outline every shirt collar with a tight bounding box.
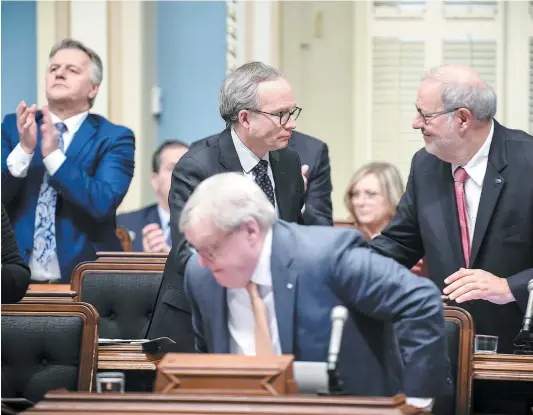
[451,119,494,187]
[157,205,171,229]
[250,228,273,287]
[231,128,270,173]
[50,111,89,135]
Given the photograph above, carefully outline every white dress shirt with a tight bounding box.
[157,205,171,241]
[451,120,494,245]
[227,229,282,355]
[6,111,89,281]
[231,128,279,217]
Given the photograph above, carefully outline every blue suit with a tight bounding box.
[117,203,161,252]
[1,112,135,282]
[185,221,453,401]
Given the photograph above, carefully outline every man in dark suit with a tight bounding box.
[181,172,452,404]
[147,62,306,349]
[1,39,135,283]
[369,64,533,414]
[117,140,189,252]
[1,204,31,303]
[289,131,333,226]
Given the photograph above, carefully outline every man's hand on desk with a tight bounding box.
[443,268,516,305]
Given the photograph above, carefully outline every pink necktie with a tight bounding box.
[453,167,470,267]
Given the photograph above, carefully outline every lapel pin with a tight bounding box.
[287,283,293,289]
[494,178,502,185]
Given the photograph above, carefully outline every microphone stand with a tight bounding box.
[513,330,533,355]
[318,364,348,396]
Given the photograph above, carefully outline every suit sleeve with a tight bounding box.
[302,142,333,226]
[50,129,135,221]
[370,154,424,269]
[184,259,208,353]
[169,156,208,274]
[508,268,533,313]
[1,115,27,205]
[330,244,451,398]
[1,204,31,303]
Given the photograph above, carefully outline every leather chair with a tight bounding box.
[1,302,98,404]
[444,306,474,415]
[71,261,164,339]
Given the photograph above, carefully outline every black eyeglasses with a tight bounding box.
[416,107,463,124]
[247,106,302,126]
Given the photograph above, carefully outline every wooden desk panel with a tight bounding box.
[473,353,533,381]
[22,284,76,302]
[98,344,163,371]
[24,391,428,414]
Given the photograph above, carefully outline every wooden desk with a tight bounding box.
[98,344,163,371]
[22,284,76,302]
[473,353,533,381]
[23,391,429,414]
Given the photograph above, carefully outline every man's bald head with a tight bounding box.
[421,64,496,123]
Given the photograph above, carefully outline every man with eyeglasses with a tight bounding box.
[370,64,533,415]
[147,62,308,348]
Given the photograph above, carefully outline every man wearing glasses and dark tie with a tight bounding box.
[147,62,307,348]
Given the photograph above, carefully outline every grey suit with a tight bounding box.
[185,221,453,401]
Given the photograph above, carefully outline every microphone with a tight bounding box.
[513,279,533,354]
[319,305,349,395]
[327,305,349,371]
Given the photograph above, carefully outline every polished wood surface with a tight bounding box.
[473,353,533,381]
[98,344,163,371]
[154,354,298,396]
[116,226,133,252]
[22,284,76,302]
[96,251,168,263]
[24,391,428,414]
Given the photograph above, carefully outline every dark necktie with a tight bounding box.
[251,160,275,206]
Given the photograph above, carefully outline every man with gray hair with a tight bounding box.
[147,62,306,347]
[181,172,452,408]
[1,38,135,283]
[370,64,533,413]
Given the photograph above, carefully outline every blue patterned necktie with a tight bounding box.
[33,122,67,267]
[165,223,172,247]
[252,160,275,206]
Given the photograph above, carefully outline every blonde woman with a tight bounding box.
[344,162,426,276]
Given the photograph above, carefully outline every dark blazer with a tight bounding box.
[289,131,333,226]
[185,221,452,401]
[1,204,30,303]
[370,120,533,353]
[117,203,162,252]
[146,128,305,348]
[1,112,135,282]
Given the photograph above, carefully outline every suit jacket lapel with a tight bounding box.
[439,161,464,268]
[218,128,244,172]
[210,281,230,353]
[65,114,99,160]
[146,204,162,228]
[470,123,507,267]
[270,223,297,354]
[270,151,289,219]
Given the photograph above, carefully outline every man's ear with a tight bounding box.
[238,109,251,129]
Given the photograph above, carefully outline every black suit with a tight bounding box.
[370,120,533,354]
[147,128,305,348]
[289,131,333,226]
[117,204,162,252]
[1,204,31,303]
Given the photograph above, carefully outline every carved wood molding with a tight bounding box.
[473,353,533,381]
[98,344,163,371]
